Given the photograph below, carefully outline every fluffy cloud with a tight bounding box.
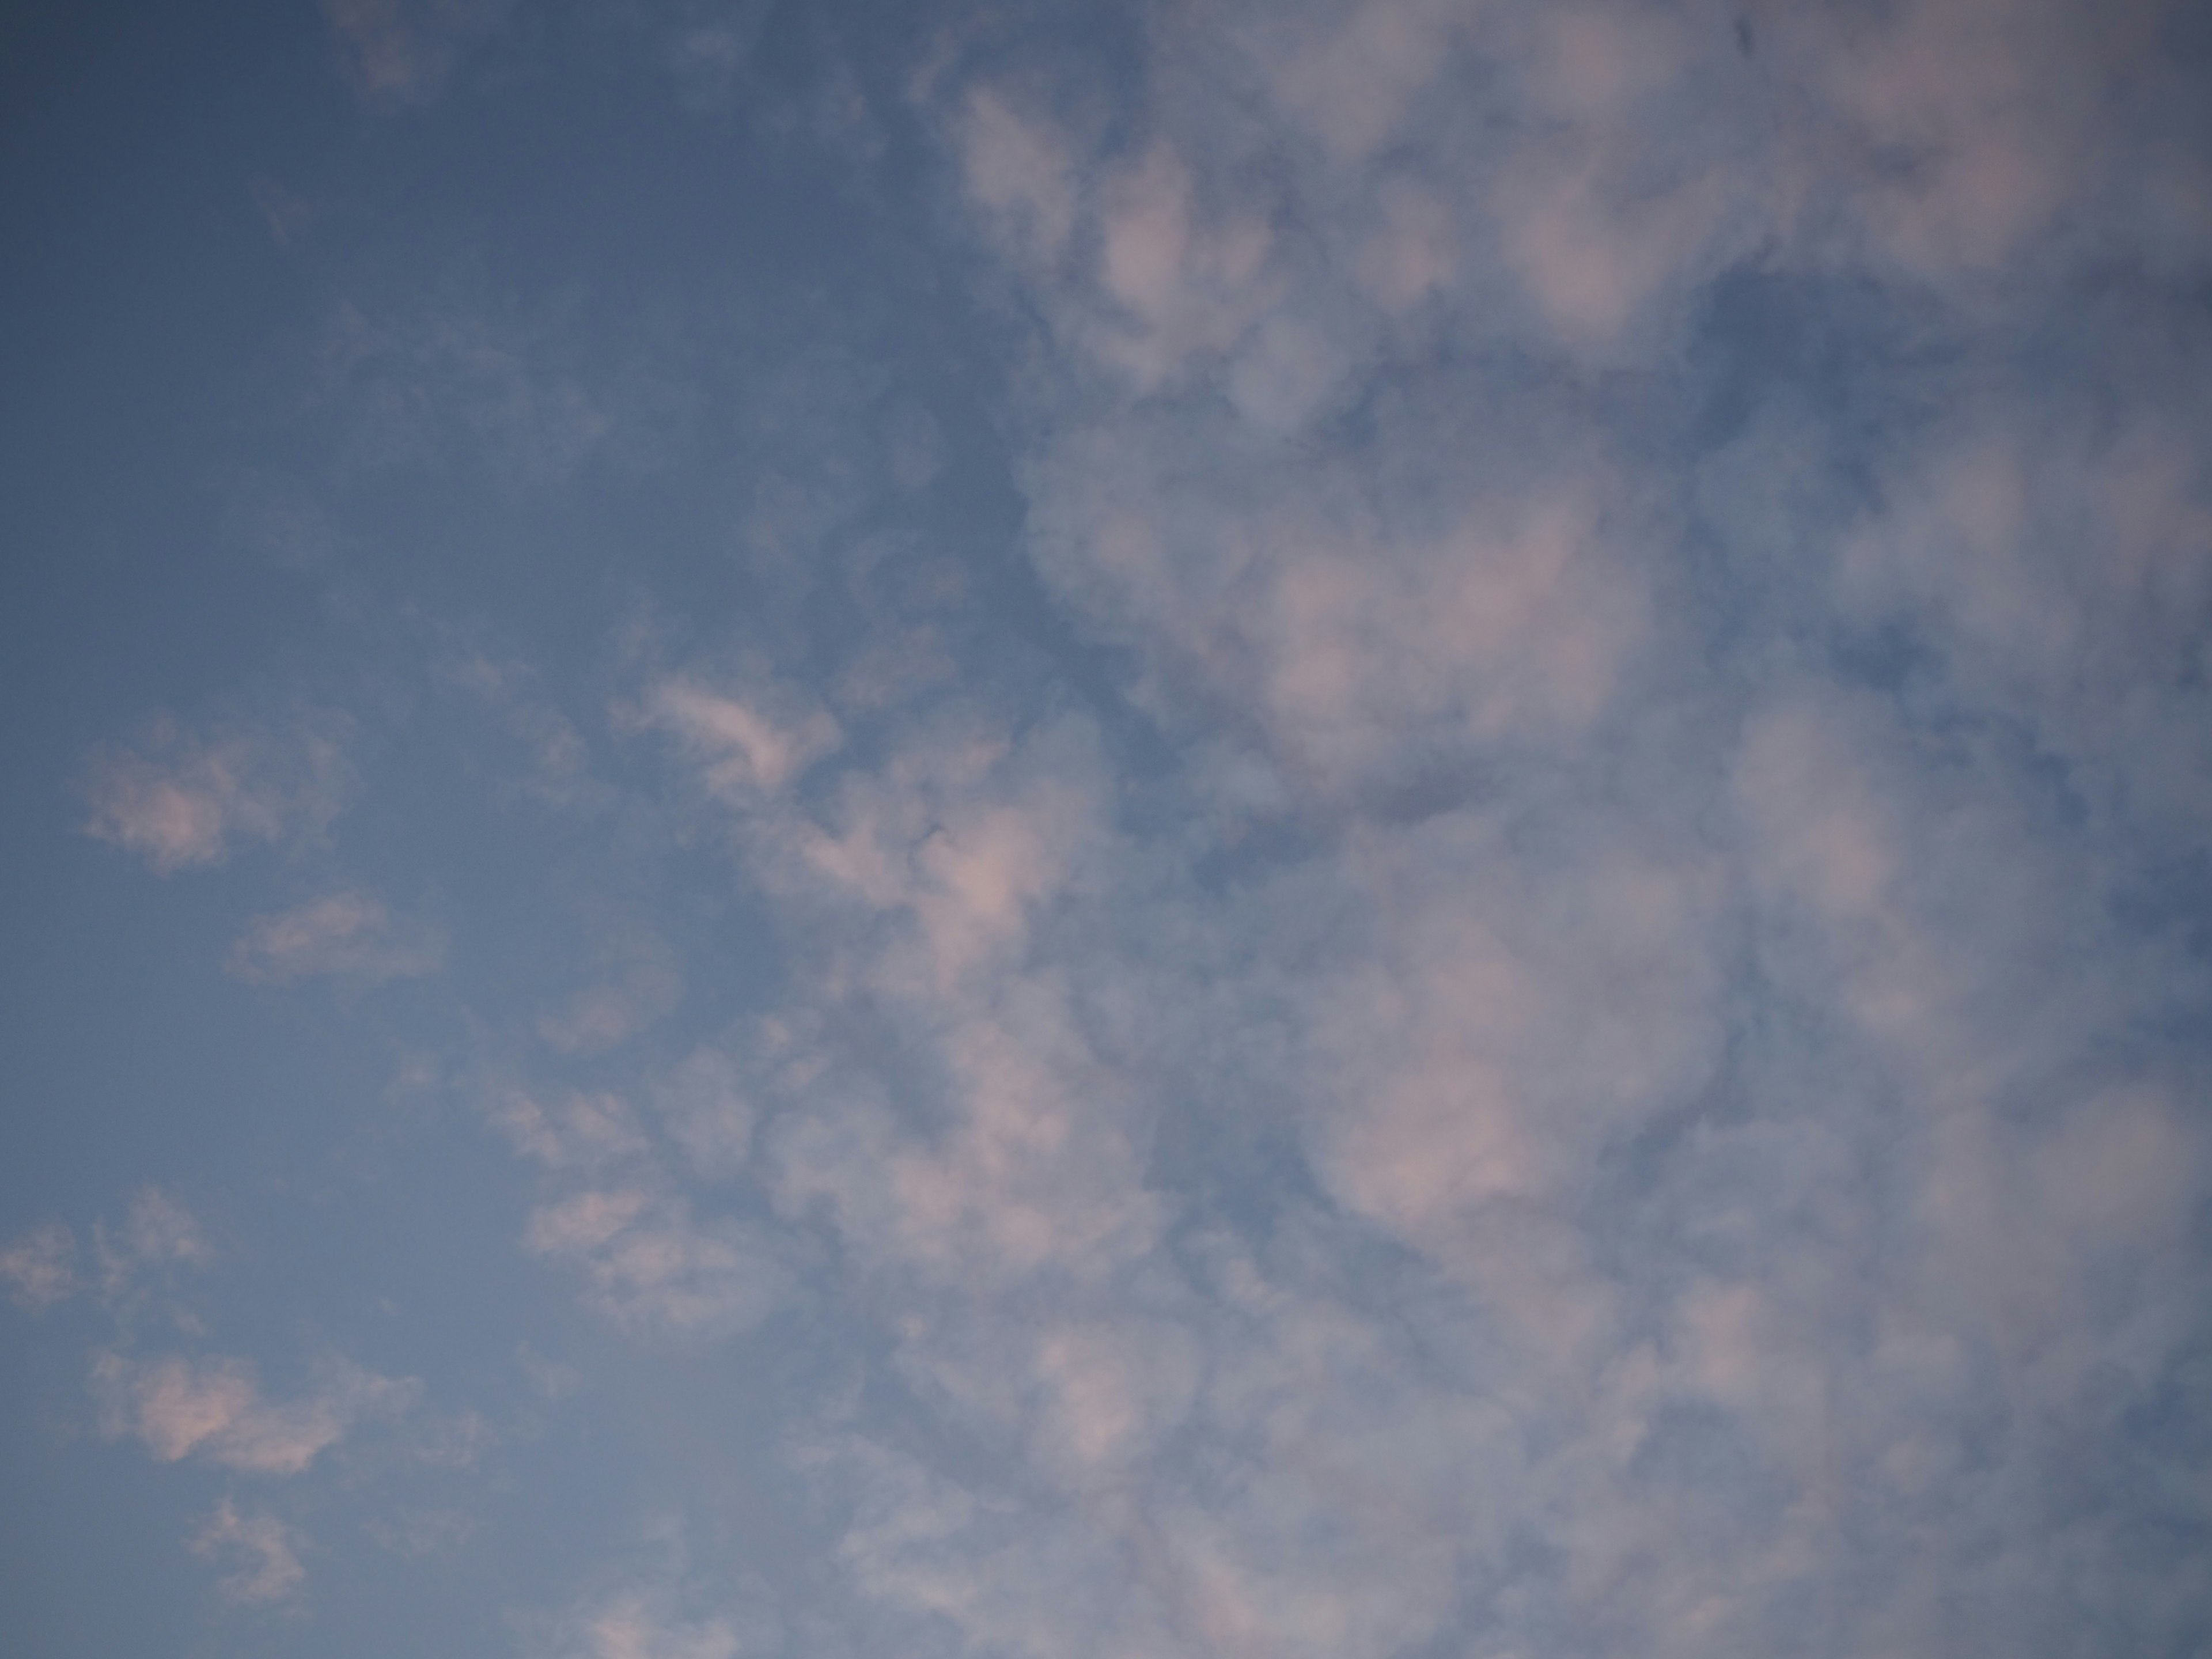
[94,1351,419,1475]
[80,710,353,875]
[528,1518,777,1659]
[710,1,2212,1654]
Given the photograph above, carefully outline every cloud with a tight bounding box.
[96,1184,212,1289]
[39,0,2204,1650]
[190,1500,308,1605]
[0,1222,79,1311]
[643,677,840,802]
[535,918,685,1055]
[524,1190,788,1343]
[494,1078,786,1342]
[7,1189,214,1312]
[701,2,2212,1654]
[228,892,446,986]
[94,1351,419,1475]
[529,1517,778,1659]
[80,711,353,875]
[555,1592,744,1659]
[319,0,507,108]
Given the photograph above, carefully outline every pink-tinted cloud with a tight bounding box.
[228,892,446,986]
[94,1351,418,1476]
[81,711,352,875]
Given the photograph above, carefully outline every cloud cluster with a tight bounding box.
[612,1,2211,1654]
[497,1078,790,1344]
[34,0,2210,1648]
[3,1185,212,1312]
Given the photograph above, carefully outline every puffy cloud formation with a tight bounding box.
[623,1,2205,1654]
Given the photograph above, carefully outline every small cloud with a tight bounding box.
[228,892,445,986]
[668,20,753,112]
[525,1191,787,1344]
[191,1499,307,1605]
[94,1351,419,1476]
[564,1592,743,1659]
[0,1222,79,1311]
[645,677,839,800]
[80,711,353,875]
[530,1518,773,1659]
[520,1345,584,1401]
[319,0,506,108]
[248,178,319,249]
[494,1090,649,1173]
[89,1185,214,1304]
[536,921,684,1055]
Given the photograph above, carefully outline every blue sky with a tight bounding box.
[3,1,2211,1654]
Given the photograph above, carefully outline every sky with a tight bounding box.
[2,0,2210,1654]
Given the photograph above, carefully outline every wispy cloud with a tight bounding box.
[191,1499,308,1606]
[94,1350,419,1475]
[228,892,445,986]
[319,0,507,108]
[0,1222,79,1312]
[81,711,353,875]
[5,1187,213,1312]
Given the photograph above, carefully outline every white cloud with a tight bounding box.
[531,1517,777,1659]
[525,1191,787,1343]
[645,677,840,801]
[80,711,353,875]
[496,1089,651,1173]
[190,1499,308,1605]
[228,892,446,986]
[92,1185,214,1301]
[94,1351,419,1476]
[0,1222,78,1311]
[565,1594,743,1659]
[740,4,2212,1656]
